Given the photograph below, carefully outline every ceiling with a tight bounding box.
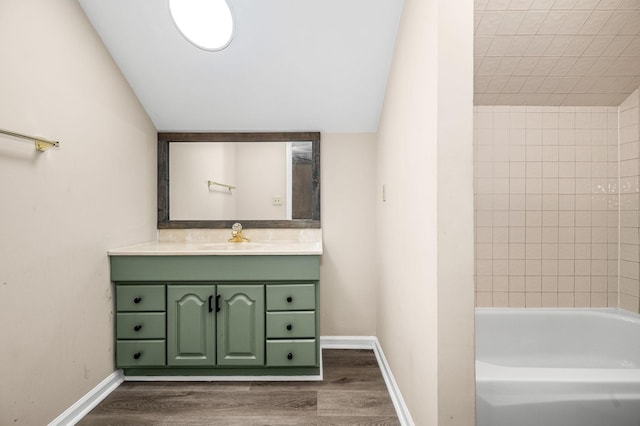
[80,1,636,124]
[474,0,640,106]
[78,0,403,133]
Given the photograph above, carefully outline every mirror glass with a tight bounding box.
[158,132,320,229]
[169,141,313,221]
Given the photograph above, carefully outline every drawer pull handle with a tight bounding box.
[133,352,142,360]
[286,324,292,331]
[133,297,142,304]
[287,352,293,360]
[286,296,293,303]
[134,325,142,332]
[208,295,213,313]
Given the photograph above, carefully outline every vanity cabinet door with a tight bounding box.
[167,285,216,366]
[216,284,265,366]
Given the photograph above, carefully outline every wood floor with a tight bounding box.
[78,349,400,425]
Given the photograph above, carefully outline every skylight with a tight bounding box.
[169,0,234,51]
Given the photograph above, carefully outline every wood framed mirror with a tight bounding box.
[158,132,320,229]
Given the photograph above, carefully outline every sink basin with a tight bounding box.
[193,241,322,254]
[200,242,266,249]
[200,240,300,248]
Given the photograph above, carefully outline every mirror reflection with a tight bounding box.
[169,141,313,221]
[157,132,320,229]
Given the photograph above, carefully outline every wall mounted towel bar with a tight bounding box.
[0,128,60,152]
[208,180,236,192]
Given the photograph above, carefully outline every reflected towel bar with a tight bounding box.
[208,180,236,192]
[0,128,60,152]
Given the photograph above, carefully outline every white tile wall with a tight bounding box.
[474,104,619,308]
[619,88,640,313]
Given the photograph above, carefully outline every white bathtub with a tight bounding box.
[476,308,640,426]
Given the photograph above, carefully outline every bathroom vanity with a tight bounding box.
[110,131,323,377]
[108,232,322,377]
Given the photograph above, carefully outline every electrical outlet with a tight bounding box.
[272,196,283,206]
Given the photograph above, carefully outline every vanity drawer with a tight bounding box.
[116,313,166,339]
[266,339,317,367]
[116,340,166,367]
[117,285,165,312]
[266,284,315,311]
[266,312,315,338]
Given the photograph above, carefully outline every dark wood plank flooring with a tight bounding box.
[78,349,400,425]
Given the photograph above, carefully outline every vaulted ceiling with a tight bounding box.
[78,0,403,132]
[81,1,636,122]
[474,0,640,106]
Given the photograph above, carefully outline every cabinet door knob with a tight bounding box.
[286,296,293,303]
[134,325,142,332]
[133,352,141,360]
[286,324,292,331]
[133,297,142,304]
[287,352,293,360]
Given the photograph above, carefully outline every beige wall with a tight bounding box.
[376,0,475,425]
[170,142,238,220]
[435,1,476,424]
[320,133,378,335]
[0,1,157,424]
[236,142,288,220]
[474,106,619,308]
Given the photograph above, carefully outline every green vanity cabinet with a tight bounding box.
[217,285,265,366]
[115,283,166,368]
[265,284,317,367]
[110,255,320,377]
[116,313,165,339]
[167,285,216,366]
[266,312,315,338]
[116,285,165,311]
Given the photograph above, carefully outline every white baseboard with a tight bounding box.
[370,338,415,426]
[320,335,377,349]
[124,373,322,381]
[48,370,124,426]
[320,336,414,426]
[51,338,413,426]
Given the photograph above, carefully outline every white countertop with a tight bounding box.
[108,240,322,256]
[108,229,323,256]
